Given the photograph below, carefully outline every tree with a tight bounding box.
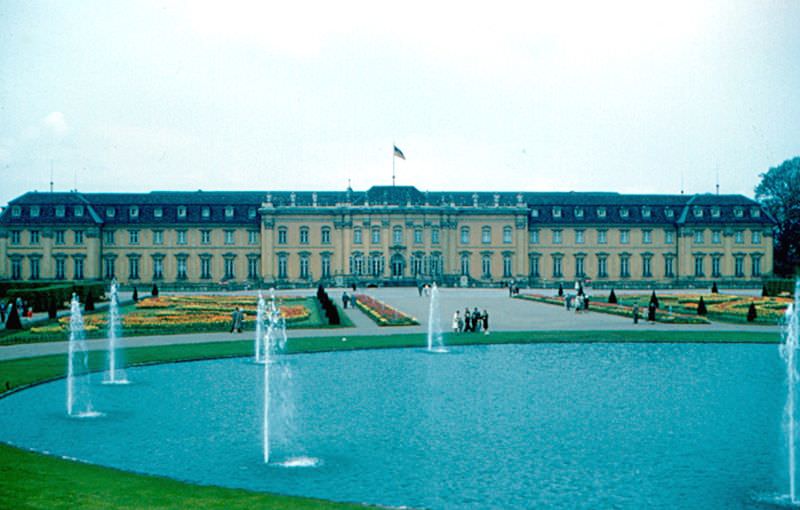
[47,296,58,320]
[649,291,659,309]
[132,286,139,302]
[711,282,719,294]
[608,289,618,304]
[151,284,159,297]
[5,304,22,330]
[755,157,800,276]
[747,302,757,322]
[697,296,707,316]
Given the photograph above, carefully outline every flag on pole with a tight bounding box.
[393,145,406,160]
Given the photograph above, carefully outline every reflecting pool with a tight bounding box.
[0,343,789,509]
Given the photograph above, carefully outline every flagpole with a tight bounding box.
[392,144,395,187]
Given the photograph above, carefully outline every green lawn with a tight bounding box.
[0,329,782,509]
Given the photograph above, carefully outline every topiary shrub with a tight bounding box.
[47,295,58,319]
[747,302,757,322]
[151,284,159,297]
[132,286,139,302]
[697,296,707,316]
[5,304,22,330]
[650,291,659,309]
[84,291,95,312]
[762,284,768,298]
[711,282,719,294]
[557,284,563,297]
[608,289,618,304]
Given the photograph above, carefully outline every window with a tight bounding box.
[694,230,704,244]
[200,256,212,279]
[201,230,211,245]
[11,259,22,280]
[711,207,721,218]
[620,208,629,218]
[56,206,65,218]
[597,229,607,244]
[74,206,84,217]
[225,206,234,218]
[152,257,164,280]
[411,254,424,276]
[531,208,539,218]
[55,258,66,280]
[175,256,187,280]
[393,226,403,244]
[74,258,84,280]
[575,255,585,278]
[431,228,440,244]
[29,258,40,280]
[129,206,139,219]
[106,207,115,218]
[299,254,309,279]
[350,253,364,276]
[460,227,470,244]
[430,253,443,276]
[224,230,235,245]
[642,254,652,278]
[177,230,187,245]
[735,256,745,277]
[460,253,471,276]
[104,257,115,279]
[353,227,363,244]
[752,231,761,244]
[414,228,423,244]
[10,230,20,245]
[642,207,651,218]
[665,256,675,278]
[201,207,210,219]
[11,206,21,217]
[575,229,584,244]
[30,206,40,217]
[278,254,288,279]
[371,227,381,244]
[619,255,630,278]
[482,254,492,278]
[482,226,491,244]
[694,255,705,277]
[712,255,721,278]
[712,230,721,244]
[530,229,539,244]
[751,207,761,218]
[735,230,744,244]
[128,256,140,279]
[74,230,84,245]
[597,255,608,278]
[665,208,674,218]
[321,254,331,278]
[129,230,139,245]
[248,230,258,245]
[529,254,540,278]
[177,206,187,218]
[369,254,384,277]
[248,256,259,279]
[552,229,562,244]
[153,230,163,245]
[642,230,652,244]
[693,207,703,218]
[154,207,163,218]
[248,208,257,219]
[30,230,40,244]
[55,230,65,245]
[278,227,287,245]
[597,207,606,218]
[552,255,563,278]
[552,207,561,218]
[574,208,584,218]
[665,230,674,244]
[620,230,629,244]
[104,231,115,245]
[224,257,235,280]
[321,227,331,245]
[751,254,762,277]
[503,226,512,244]
[734,207,744,218]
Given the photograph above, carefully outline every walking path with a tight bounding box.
[0,287,781,362]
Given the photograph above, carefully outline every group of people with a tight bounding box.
[230,307,245,333]
[1,298,30,325]
[452,307,489,334]
[564,293,590,312]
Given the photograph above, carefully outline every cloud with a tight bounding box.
[42,112,68,137]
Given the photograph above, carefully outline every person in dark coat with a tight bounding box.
[482,310,489,334]
[342,292,350,309]
[464,307,472,332]
[472,308,481,332]
[633,303,640,324]
[0,301,6,323]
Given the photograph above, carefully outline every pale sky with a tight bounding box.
[1,1,799,206]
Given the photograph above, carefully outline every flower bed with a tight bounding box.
[614,294,790,325]
[515,294,711,325]
[353,294,419,327]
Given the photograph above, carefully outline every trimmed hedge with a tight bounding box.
[5,282,105,312]
[763,279,795,297]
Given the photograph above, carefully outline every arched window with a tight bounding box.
[299,226,309,244]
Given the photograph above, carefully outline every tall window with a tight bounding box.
[711,255,721,278]
[665,256,675,278]
[248,230,258,245]
[597,229,607,244]
[299,227,309,244]
[552,229,562,244]
[74,230,84,245]
[321,227,331,245]
[414,228,423,244]
[620,230,629,244]
[665,230,674,244]
[129,230,139,245]
[153,230,163,245]
[321,254,331,278]
[430,253,443,276]
[503,253,513,277]
[431,228,440,244]
[11,259,22,280]
[278,227,288,245]
[177,256,188,280]
[103,257,115,279]
[278,254,288,279]
[299,254,309,279]
[460,227,470,244]
[369,254,384,276]
[751,254,762,277]
[201,256,212,279]
[350,253,364,275]
[482,226,491,244]
[735,255,744,277]
[597,255,608,278]
[529,254,540,278]
[201,230,211,245]
[224,230,235,245]
[128,256,140,279]
[55,258,66,280]
[712,230,721,244]
[619,255,630,278]
[247,257,259,279]
[104,231,115,245]
[74,258,84,280]
[30,230,40,244]
[353,227,363,244]
[393,226,403,244]
[503,226,512,244]
[153,257,164,280]
[10,230,20,245]
[371,227,381,244]
[694,255,705,277]
[575,229,584,244]
[752,231,761,244]
[482,254,492,278]
[642,254,652,278]
[530,229,540,244]
[642,230,652,244]
[460,253,471,276]
[735,231,744,244]
[55,230,65,245]
[694,230,704,244]
[224,257,235,279]
[177,230,187,245]
[575,255,585,278]
[29,258,40,280]
[552,255,563,278]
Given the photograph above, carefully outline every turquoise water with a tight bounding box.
[0,344,789,509]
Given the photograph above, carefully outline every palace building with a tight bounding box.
[0,186,774,288]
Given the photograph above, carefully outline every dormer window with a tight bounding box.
[106,207,115,218]
[750,207,761,218]
[30,206,40,217]
[552,207,562,218]
[619,208,629,218]
[55,206,65,218]
[248,207,256,219]
[74,205,84,217]
[641,207,651,218]
[129,206,139,218]
[154,207,163,218]
[734,207,744,218]
[665,208,674,218]
[597,207,606,218]
[201,207,210,219]
[11,206,21,217]
[574,208,584,218]
[530,208,539,218]
[711,207,720,218]
[693,207,703,218]
[225,206,234,218]
[177,206,187,218]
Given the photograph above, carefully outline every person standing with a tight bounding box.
[452,310,461,333]
[633,303,640,324]
[342,292,350,309]
[472,307,481,333]
[464,307,472,332]
[482,310,489,335]
[0,301,5,323]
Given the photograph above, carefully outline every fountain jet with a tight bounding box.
[103,280,128,384]
[781,280,800,505]
[427,283,447,353]
[67,294,99,417]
